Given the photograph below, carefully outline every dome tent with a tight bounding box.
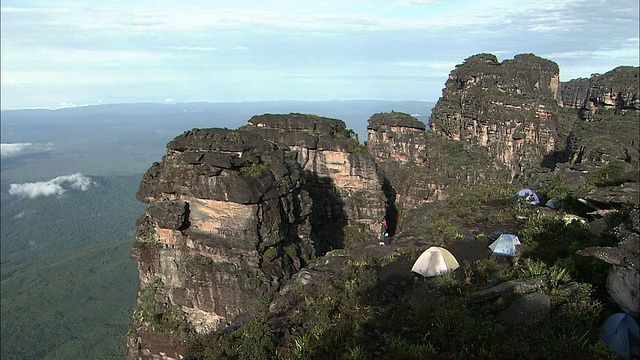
[411,246,460,277]
[601,313,639,360]
[514,188,540,205]
[489,234,521,257]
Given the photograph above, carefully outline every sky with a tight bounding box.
[1,0,638,109]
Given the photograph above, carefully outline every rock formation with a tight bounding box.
[243,113,386,253]
[125,54,639,359]
[556,66,640,166]
[429,53,560,178]
[126,116,386,359]
[365,111,510,233]
[127,128,314,359]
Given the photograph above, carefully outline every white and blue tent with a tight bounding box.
[514,189,540,205]
[488,234,521,257]
[601,313,639,360]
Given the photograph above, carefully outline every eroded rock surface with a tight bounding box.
[127,128,314,359]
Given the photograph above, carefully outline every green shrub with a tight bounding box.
[593,160,628,187]
[241,163,270,179]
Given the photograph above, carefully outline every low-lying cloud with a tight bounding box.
[1,142,32,158]
[8,173,92,198]
[1,142,53,158]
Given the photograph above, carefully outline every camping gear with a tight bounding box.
[514,188,540,205]
[601,313,640,360]
[544,197,560,209]
[489,234,521,257]
[411,246,459,277]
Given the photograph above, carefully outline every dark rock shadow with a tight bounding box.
[382,177,398,237]
[540,149,571,169]
[303,170,347,256]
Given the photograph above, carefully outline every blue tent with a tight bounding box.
[489,234,521,257]
[514,189,540,205]
[602,313,639,360]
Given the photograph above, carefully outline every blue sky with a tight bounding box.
[1,0,638,109]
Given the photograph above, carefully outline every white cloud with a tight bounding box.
[1,143,32,158]
[1,0,637,107]
[1,142,53,157]
[8,173,92,198]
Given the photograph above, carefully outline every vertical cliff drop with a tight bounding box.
[126,116,387,359]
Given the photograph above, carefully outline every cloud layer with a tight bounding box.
[8,173,92,198]
[1,143,32,158]
[1,142,53,158]
[1,0,638,108]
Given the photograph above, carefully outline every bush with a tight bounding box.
[241,163,270,179]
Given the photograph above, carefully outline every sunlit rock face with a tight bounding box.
[366,111,509,234]
[125,116,387,359]
[126,128,314,359]
[244,113,386,253]
[429,53,560,178]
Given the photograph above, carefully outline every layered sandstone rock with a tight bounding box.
[244,113,386,253]
[429,53,560,178]
[557,66,640,166]
[126,116,387,359]
[126,128,313,359]
[366,112,509,233]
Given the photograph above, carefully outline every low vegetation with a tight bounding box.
[184,186,629,359]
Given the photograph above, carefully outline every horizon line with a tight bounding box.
[1,98,437,112]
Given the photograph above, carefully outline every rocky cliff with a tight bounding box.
[366,111,510,231]
[243,113,386,253]
[556,66,640,166]
[126,116,385,359]
[126,54,639,360]
[429,53,560,178]
[126,128,315,359]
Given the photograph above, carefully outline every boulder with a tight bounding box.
[497,292,551,326]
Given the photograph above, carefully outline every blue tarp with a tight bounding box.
[514,189,540,205]
[489,234,521,257]
[602,313,640,360]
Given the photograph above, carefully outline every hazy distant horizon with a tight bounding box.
[2,1,637,110]
[0,98,436,112]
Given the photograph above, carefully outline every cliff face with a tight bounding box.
[429,53,560,178]
[366,111,510,230]
[243,114,386,253]
[126,115,385,359]
[127,128,314,359]
[126,55,639,359]
[557,66,640,165]
[565,66,640,113]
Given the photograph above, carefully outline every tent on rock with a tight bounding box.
[411,246,460,277]
[514,188,540,205]
[489,234,521,257]
[601,313,640,360]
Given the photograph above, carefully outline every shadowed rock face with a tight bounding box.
[244,113,386,253]
[366,111,510,231]
[556,66,640,166]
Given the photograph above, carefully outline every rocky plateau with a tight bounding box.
[125,53,639,360]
